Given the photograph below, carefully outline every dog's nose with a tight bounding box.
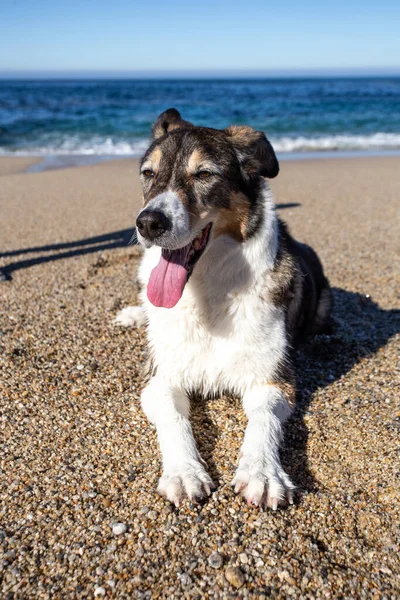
[136,210,172,240]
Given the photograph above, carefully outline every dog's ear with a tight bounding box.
[152,108,193,140]
[225,125,279,179]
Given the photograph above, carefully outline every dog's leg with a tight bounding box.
[113,306,146,327]
[232,384,295,510]
[141,376,214,505]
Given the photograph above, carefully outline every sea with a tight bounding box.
[1,77,400,167]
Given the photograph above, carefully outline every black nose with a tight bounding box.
[136,210,172,240]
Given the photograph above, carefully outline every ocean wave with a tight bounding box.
[0,136,151,157]
[271,132,400,152]
[1,133,400,156]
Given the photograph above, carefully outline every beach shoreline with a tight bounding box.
[2,148,400,175]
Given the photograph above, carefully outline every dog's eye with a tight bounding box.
[196,170,213,180]
[142,169,155,178]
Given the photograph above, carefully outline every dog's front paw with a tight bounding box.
[113,306,146,328]
[232,455,295,510]
[157,463,215,506]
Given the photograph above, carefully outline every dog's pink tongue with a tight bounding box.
[147,248,189,308]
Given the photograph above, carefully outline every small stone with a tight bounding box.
[147,510,158,520]
[255,558,264,568]
[94,586,106,596]
[76,364,84,371]
[178,572,192,586]
[379,566,392,575]
[225,566,245,588]
[96,567,104,576]
[239,552,249,564]
[111,522,127,535]
[208,552,223,569]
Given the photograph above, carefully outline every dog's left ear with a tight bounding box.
[225,125,279,179]
[152,108,193,140]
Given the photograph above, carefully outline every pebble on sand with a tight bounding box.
[94,586,106,597]
[208,552,224,569]
[225,566,245,588]
[111,522,127,535]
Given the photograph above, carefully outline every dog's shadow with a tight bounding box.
[0,229,136,281]
[192,288,400,495]
[283,288,399,494]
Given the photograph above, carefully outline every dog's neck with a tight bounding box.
[190,182,278,298]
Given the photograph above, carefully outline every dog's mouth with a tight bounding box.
[147,223,212,309]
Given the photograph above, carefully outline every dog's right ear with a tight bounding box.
[225,125,279,179]
[152,108,193,140]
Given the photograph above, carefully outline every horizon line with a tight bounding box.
[1,66,400,80]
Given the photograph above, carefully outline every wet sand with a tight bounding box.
[0,157,40,176]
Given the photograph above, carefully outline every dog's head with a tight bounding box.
[137,108,279,308]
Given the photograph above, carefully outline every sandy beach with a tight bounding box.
[1,156,399,598]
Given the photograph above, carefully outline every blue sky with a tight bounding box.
[1,0,400,75]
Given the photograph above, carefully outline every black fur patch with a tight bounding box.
[271,219,333,341]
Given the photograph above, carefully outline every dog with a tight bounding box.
[115,108,332,509]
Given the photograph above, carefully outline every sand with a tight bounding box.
[1,155,399,599]
[0,157,40,177]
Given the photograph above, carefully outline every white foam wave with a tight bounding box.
[272,132,400,153]
[0,136,150,157]
[1,132,400,156]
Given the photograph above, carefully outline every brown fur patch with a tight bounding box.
[142,146,163,172]
[187,149,205,173]
[166,122,184,133]
[213,192,251,242]
[266,359,296,406]
[225,125,261,144]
